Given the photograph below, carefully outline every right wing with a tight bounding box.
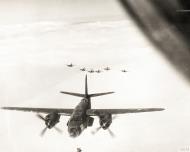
[1,107,74,116]
[86,108,165,116]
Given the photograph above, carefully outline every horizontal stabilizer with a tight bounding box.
[89,92,114,97]
[60,91,85,97]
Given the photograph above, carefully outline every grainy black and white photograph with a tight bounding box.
[0,0,190,152]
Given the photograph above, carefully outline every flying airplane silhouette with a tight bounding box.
[1,75,164,138]
[121,69,127,73]
[95,70,101,73]
[104,67,110,71]
[80,68,86,71]
[67,63,74,67]
[77,148,82,152]
[88,69,94,73]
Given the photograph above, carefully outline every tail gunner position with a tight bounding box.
[1,75,164,138]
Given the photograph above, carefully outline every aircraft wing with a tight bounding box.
[86,108,164,116]
[1,107,74,116]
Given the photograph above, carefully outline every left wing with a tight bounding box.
[86,108,165,116]
[1,107,74,116]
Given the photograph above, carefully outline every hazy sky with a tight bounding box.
[0,1,190,152]
[0,0,125,24]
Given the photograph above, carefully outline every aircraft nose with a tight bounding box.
[69,128,79,137]
[70,132,76,137]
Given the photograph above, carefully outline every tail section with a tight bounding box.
[60,91,85,97]
[85,75,88,97]
[89,92,114,97]
[60,74,114,98]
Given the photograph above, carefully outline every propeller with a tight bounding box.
[108,128,115,137]
[40,127,48,137]
[54,126,63,133]
[91,115,117,137]
[37,114,45,121]
[36,114,62,136]
[91,126,116,138]
[91,126,101,135]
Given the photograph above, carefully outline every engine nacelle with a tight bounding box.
[45,112,60,129]
[87,117,94,127]
[99,113,112,130]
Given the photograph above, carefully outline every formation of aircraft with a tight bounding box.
[1,75,164,138]
[66,63,127,74]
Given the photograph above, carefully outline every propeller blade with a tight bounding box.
[108,128,115,138]
[36,114,45,121]
[54,126,62,134]
[91,126,101,135]
[91,116,117,136]
[40,127,47,137]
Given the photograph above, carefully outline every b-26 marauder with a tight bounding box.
[67,63,74,67]
[1,75,164,138]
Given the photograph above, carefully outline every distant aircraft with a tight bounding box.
[104,67,110,71]
[95,70,101,73]
[1,75,164,138]
[77,148,82,152]
[88,69,94,73]
[80,68,86,71]
[67,63,74,67]
[121,69,127,73]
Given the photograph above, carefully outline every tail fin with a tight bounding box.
[85,74,88,97]
[85,75,114,97]
[60,74,114,98]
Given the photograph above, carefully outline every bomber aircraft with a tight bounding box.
[77,148,82,152]
[121,69,127,73]
[95,70,102,73]
[104,67,110,71]
[1,75,164,138]
[88,69,94,73]
[80,68,86,71]
[67,63,74,67]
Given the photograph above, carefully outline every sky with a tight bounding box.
[0,0,125,24]
[0,1,190,152]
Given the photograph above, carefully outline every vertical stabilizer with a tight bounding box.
[85,74,88,97]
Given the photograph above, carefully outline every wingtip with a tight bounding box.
[1,107,9,110]
[156,108,165,111]
[109,91,115,94]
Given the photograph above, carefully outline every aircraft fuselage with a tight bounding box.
[67,98,91,137]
